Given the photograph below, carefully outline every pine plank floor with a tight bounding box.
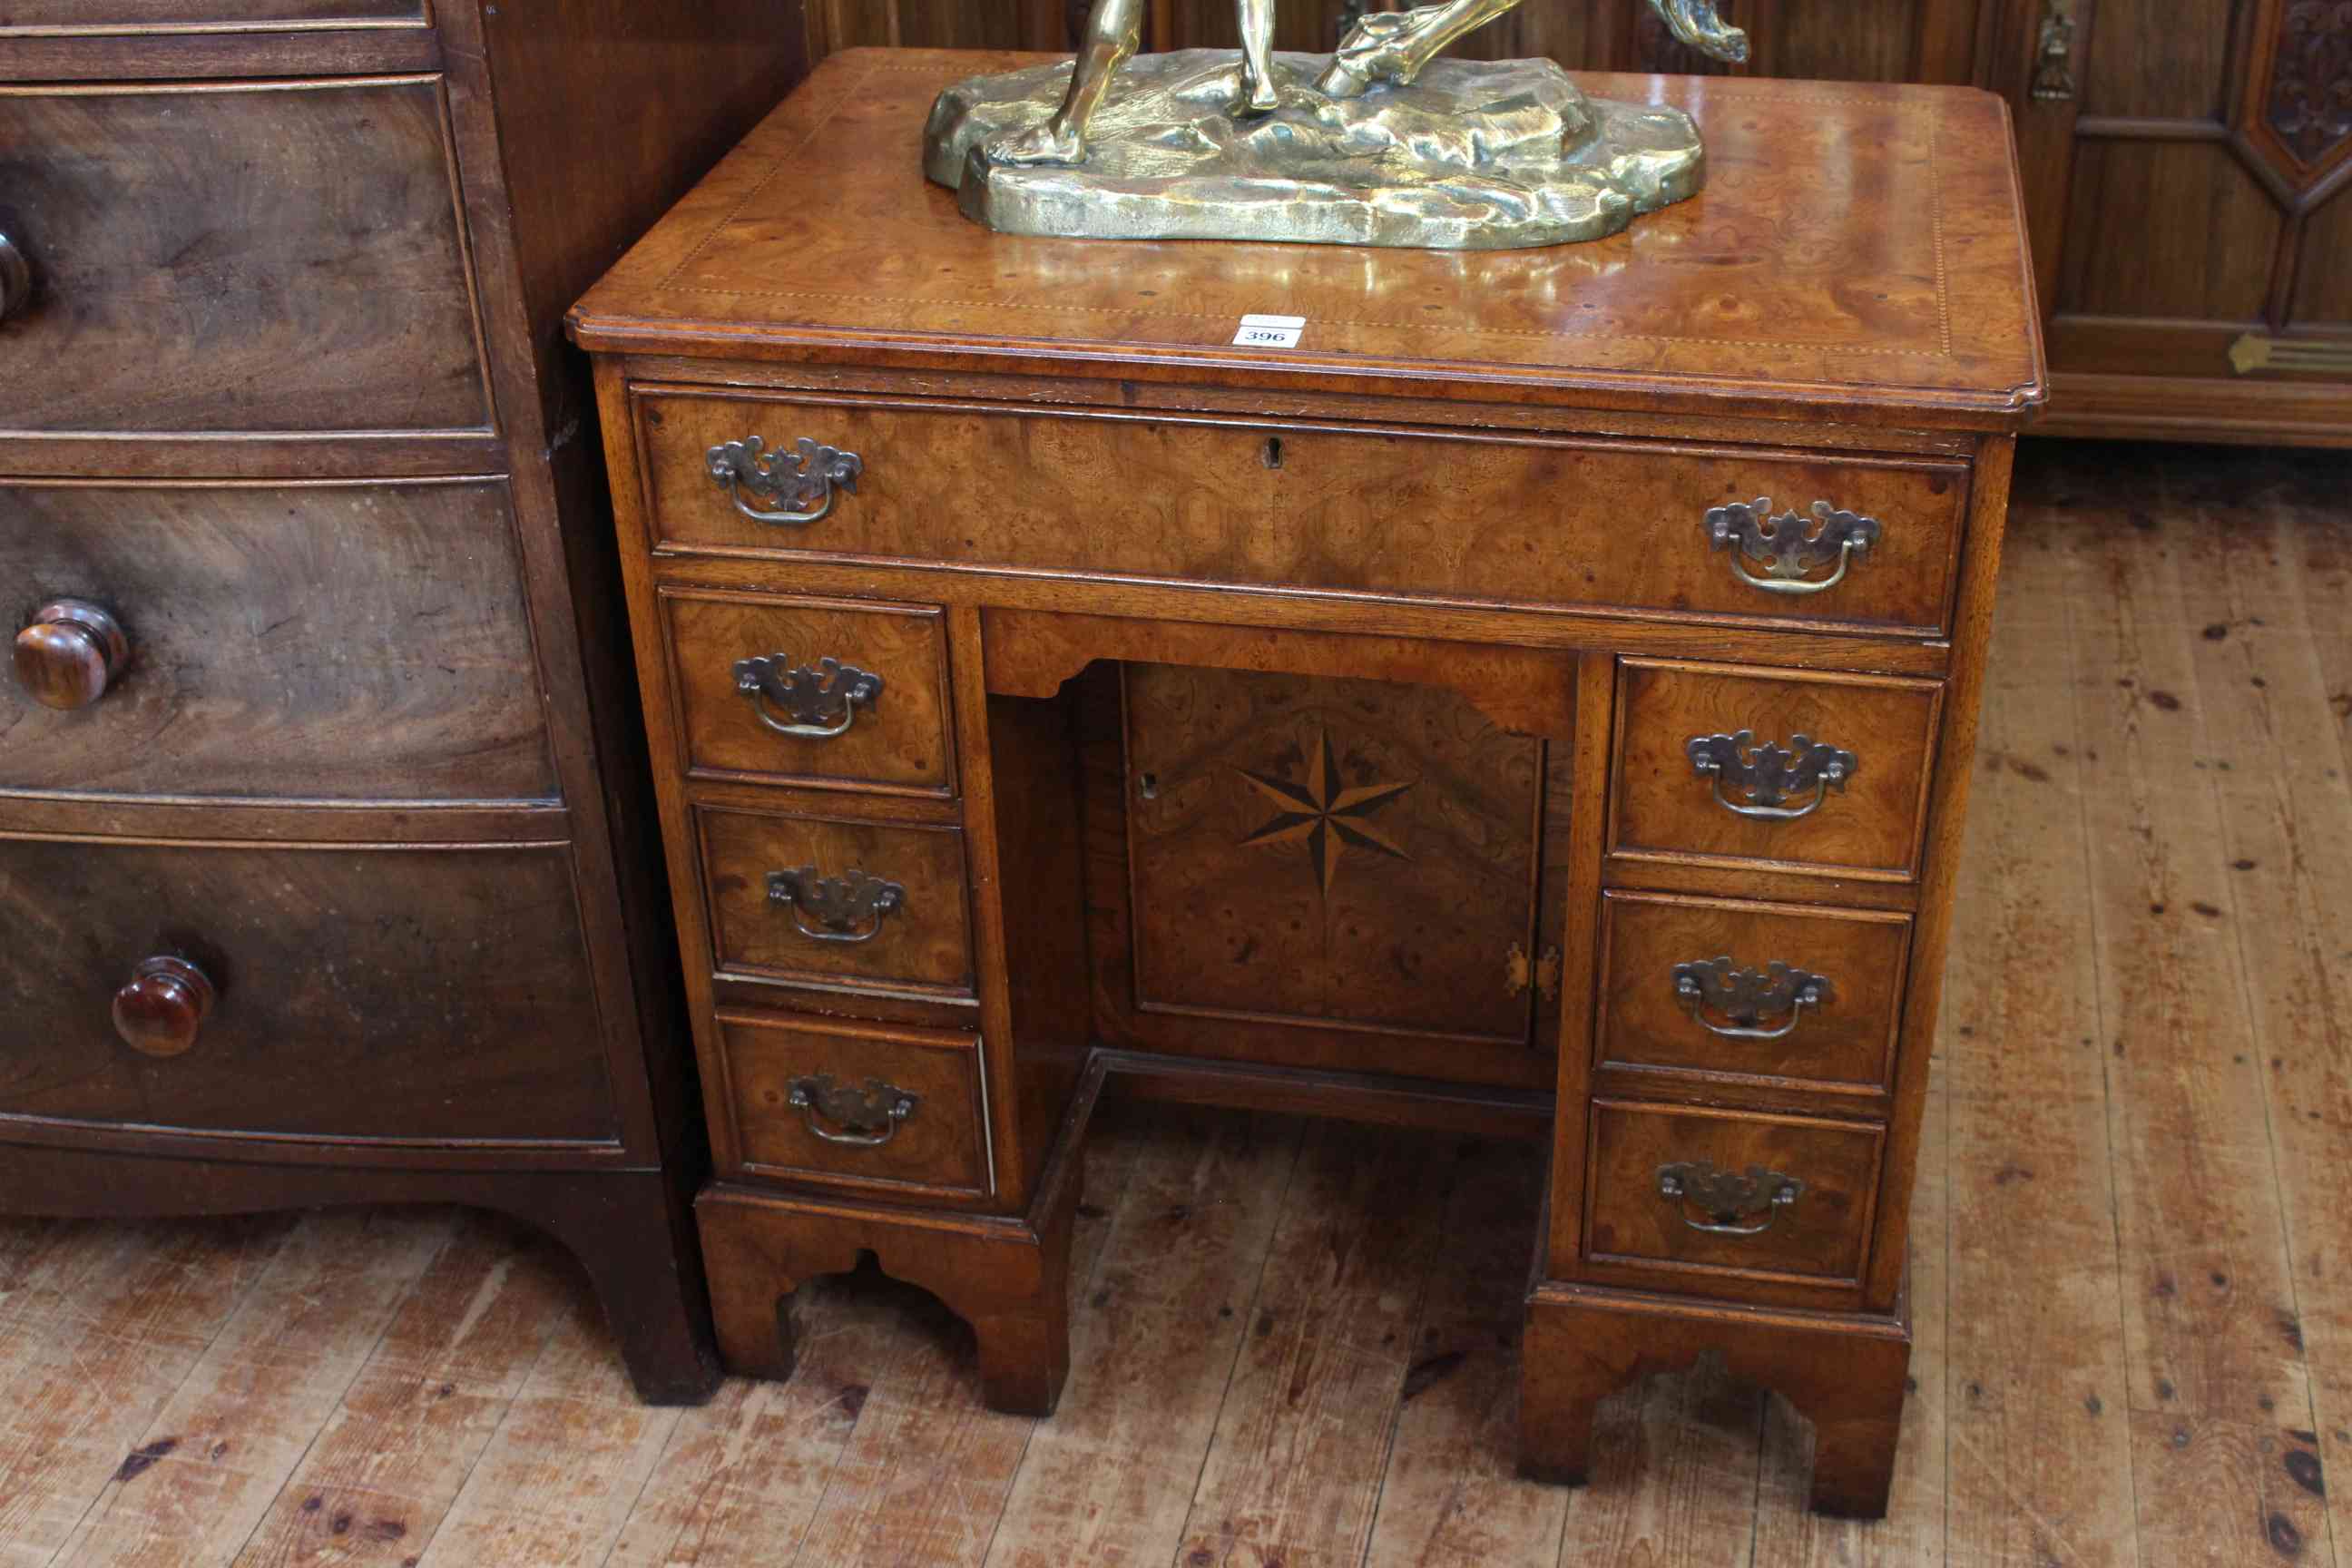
[3,439,2348,1566]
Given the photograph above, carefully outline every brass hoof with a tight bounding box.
[985,120,1088,167]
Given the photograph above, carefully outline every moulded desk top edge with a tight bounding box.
[568,50,2050,433]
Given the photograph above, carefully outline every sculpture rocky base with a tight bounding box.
[924,50,1705,250]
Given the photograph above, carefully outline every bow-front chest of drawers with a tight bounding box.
[0,3,799,1397]
[570,49,2045,1514]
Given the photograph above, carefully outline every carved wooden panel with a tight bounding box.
[1121,664,1544,1044]
[0,78,492,436]
[0,480,555,802]
[2266,0,2352,166]
[2011,0,2352,433]
[0,838,616,1144]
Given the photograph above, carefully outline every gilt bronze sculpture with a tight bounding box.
[925,0,1746,250]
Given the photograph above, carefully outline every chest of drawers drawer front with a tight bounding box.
[637,396,1970,635]
[0,78,490,436]
[0,1,421,26]
[716,1013,987,1198]
[0,838,616,1143]
[1611,659,1945,883]
[2,480,554,801]
[1585,1101,1883,1287]
[1596,890,1911,1095]
[697,805,974,999]
[661,589,953,796]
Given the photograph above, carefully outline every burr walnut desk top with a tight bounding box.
[571,49,2043,1518]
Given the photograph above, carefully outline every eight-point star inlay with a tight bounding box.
[1237,726,1415,896]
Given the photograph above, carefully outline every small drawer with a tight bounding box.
[0,838,616,1146]
[716,1013,987,1198]
[660,589,954,796]
[1611,659,1944,883]
[0,79,488,436]
[1585,1101,1882,1286]
[698,805,974,998]
[2,481,554,802]
[635,393,1969,635]
[1596,890,1911,1095]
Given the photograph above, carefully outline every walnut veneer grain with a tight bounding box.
[1611,657,1946,884]
[1595,888,1914,1097]
[635,393,1973,634]
[573,54,2043,429]
[1584,1099,1885,1285]
[716,1011,989,1198]
[573,51,2044,1514]
[697,804,976,998]
[660,589,956,796]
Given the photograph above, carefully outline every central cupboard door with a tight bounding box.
[1088,662,1572,1091]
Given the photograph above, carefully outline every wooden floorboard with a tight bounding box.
[985,1106,1305,1567]
[0,441,2347,1566]
[2061,464,2333,1568]
[1933,509,2139,1568]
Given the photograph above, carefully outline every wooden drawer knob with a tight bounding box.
[0,230,28,321]
[113,956,217,1059]
[14,599,131,710]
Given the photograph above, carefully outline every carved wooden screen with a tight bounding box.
[2003,0,2352,392]
[804,0,1984,84]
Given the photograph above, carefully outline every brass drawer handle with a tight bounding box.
[0,230,30,321]
[735,654,884,739]
[1706,497,1881,595]
[1671,956,1833,1041]
[1686,730,1858,820]
[789,1073,919,1147]
[767,865,905,943]
[1656,1160,1805,1236]
[706,436,863,526]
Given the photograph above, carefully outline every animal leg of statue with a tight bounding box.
[985,0,1144,165]
[1317,0,1526,99]
[1650,0,1749,63]
[1237,0,1281,113]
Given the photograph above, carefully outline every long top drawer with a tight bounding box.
[633,393,1971,636]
